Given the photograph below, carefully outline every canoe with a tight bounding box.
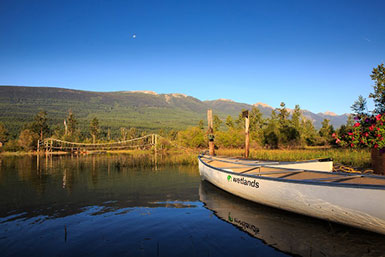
[198,154,385,234]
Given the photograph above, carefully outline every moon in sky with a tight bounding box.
[132,34,136,39]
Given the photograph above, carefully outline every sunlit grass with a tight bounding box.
[216,148,371,169]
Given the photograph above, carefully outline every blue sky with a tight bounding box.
[0,0,384,114]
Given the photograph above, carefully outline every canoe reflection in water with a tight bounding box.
[199,181,385,257]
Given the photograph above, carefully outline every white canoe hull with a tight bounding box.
[199,157,385,234]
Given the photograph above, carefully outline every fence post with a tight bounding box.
[243,110,250,159]
[207,109,215,156]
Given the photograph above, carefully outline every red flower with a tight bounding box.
[332,133,336,138]
[336,138,341,143]
[376,114,382,121]
[375,144,379,148]
[354,122,360,127]
[369,125,375,131]
[348,132,353,136]
[364,132,369,137]
[351,143,354,147]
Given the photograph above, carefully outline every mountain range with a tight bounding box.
[0,86,349,136]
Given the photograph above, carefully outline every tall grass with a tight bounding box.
[216,148,371,169]
[1,147,371,169]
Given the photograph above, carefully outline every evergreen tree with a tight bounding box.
[90,117,100,143]
[120,127,127,141]
[277,102,289,126]
[346,114,355,129]
[249,107,264,146]
[225,115,234,129]
[249,107,263,132]
[235,111,245,129]
[213,115,222,132]
[67,110,78,137]
[351,95,368,116]
[287,105,303,146]
[319,119,332,145]
[301,119,317,146]
[369,63,385,114]
[291,105,302,131]
[30,110,50,141]
[263,110,280,148]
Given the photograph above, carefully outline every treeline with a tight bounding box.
[0,103,348,152]
[177,103,340,149]
[0,110,148,151]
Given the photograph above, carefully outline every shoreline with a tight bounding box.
[0,148,371,170]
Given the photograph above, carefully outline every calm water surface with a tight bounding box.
[0,155,385,257]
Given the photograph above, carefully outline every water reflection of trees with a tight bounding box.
[0,154,199,221]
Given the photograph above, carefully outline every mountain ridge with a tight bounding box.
[0,85,349,136]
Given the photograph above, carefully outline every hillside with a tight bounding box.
[0,86,349,136]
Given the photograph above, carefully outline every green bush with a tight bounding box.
[3,139,22,152]
[177,127,207,148]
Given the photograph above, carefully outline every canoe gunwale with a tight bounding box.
[202,155,331,167]
[199,155,385,190]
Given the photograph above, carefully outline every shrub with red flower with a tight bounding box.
[335,114,385,150]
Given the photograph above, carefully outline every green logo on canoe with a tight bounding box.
[228,212,233,222]
[227,175,232,182]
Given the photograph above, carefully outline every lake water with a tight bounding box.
[1,155,385,257]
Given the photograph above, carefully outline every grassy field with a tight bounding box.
[216,148,371,170]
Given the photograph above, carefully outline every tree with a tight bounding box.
[249,107,264,132]
[319,119,333,145]
[198,120,204,130]
[18,129,39,151]
[351,95,368,116]
[291,105,302,131]
[249,107,264,146]
[51,124,64,139]
[283,104,302,147]
[369,63,385,114]
[67,110,78,137]
[0,122,9,144]
[90,117,100,143]
[213,115,222,132]
[30,110,50,140]
[225,115,234,129]
[127,127,137,139]
[346,114,355,129]
[235,111,245,129]
[120,127,127,141]
[301,118,317,146]
[277,102,289,126]
[263,110,280,148]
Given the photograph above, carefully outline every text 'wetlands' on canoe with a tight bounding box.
[227,175,259,189]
